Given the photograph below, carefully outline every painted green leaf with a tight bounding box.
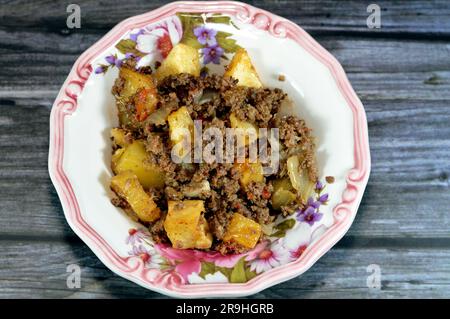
[245,267,258,281]
[230,257,247,283]
[275,218,296,231]
[179,33,203,49]
[177,12,204,26]
[216,31,241,53]
[271,219,295,237]
[199,261,216,279]
[215,266,232,280]
[206,14,231,25]
[270,230,287,238]
[115,39,144,57]
[176,12,204,49]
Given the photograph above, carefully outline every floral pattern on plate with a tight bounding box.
[95,13,242,74]
[124,178,332,284]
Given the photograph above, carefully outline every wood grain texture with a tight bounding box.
[0,0,449,298]
[1,241,449,298]
[1,0,450,36]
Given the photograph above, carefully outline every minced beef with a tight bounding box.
[112,70,319,254]
[276,115,318,182]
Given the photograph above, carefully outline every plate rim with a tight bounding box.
[48,0,371,298]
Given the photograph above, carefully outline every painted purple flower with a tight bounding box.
[306,197,321,209]
[193,26,217,46]
[130,29,144,42]
[94,66,105,74]
[315,181,324,192]
[202,44,223,64]
[105,55,117,65]
[319,193,329,203]
[297,206,323,226]
[104,54,123,68]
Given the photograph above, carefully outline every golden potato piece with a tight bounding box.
[113,140,165,189]
[111,171,160,223]
[117,67,156,102]
[223,213,261,249]
[224,48,262,88]
[167,106,194,159]
[235,160,264,187]
[154,43,201,82]
[111,147,125,172]
[167,107,194,145]
[134,87,159,121]
[230,113,258,146]
[164,200,212,249]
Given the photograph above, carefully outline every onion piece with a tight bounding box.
[286,155,314,203]
[182,180,211,198]
[147,104,174,126]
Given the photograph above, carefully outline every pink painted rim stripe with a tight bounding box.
[48,1,370,298]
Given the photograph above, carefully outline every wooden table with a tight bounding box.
[1,0,449,298]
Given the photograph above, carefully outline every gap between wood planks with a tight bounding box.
[2,234,450,250]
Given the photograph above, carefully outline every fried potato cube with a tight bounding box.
[154,43,201,82]
[223,213,261,249]
[164,200,212,249]
[117,67,157,102]
[235,160,264,187]
[134,87,159,121]
[111,147,125,172]
[230,113,258,146]
[168,106,194,145]
[113,140,165,189]
[224,48,262,88]
[167,106,194,159]
[111,171,160,223]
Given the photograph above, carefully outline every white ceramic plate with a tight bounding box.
[49,1,370,298]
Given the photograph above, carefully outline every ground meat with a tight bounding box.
[148,212,169,244]
[213,240,250,255]
[223,87,287,127]
[111,196,129,209]
[276,115,318,181]
[110,72,319,254]
[157,73,202,106]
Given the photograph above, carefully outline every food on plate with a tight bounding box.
[223,213,262,249]
[164,200,212,249]
[224,48,262,88]
[109,45,318,254]
[154,43,201,82]
[111,171,161,222]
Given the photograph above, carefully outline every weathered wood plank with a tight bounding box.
[1,0,450,36]
[1,31,450,101]
[0,34,449,239]
[0,241,449,298]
